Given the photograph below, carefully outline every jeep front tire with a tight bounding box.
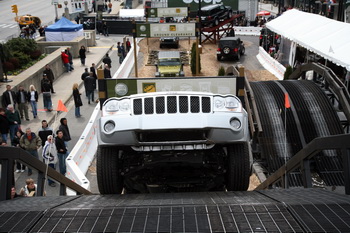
[225,144,250,191]
[96,146,124,194]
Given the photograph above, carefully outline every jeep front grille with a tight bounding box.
[133,95,211,115]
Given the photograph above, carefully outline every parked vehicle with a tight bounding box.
[200,4,232,27]
[155,51,184,77]
[217,37,245,61]
[160,37,179,49]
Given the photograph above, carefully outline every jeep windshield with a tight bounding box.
[159,59,181,66]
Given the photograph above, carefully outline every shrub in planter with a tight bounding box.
[190,42,201,75]
[12,51,31,67]
[3,61,15,72]
[218,66,225,76]
[29,50,42,60]
[6,38,37,55]
[284,65,293,80]
[8,57,20,69]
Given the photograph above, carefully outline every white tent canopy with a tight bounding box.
[266,9,350,71]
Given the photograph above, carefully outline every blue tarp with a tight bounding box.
[46,17,83,32]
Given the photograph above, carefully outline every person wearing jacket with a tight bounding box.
[84,72,96,104]
[28,85,39,118]
[79,45,86,66]
[13,130,26,172]
[20,127,42,176]
[42,135,58,186]
[38,120,53,147]
[55,130,68,175]
[58,118,71,149]
[6,104,21,143]
[43,64,55,93]
[72,83,83,117]
[61,50,71,72]
[16,86,30,121]
[0,108,10,143]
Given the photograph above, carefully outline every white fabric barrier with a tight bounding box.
[112,39,140,79]
[234,27,262,36]
[256,46,286,80]
[66,105,101,195]
[66,39,140,195]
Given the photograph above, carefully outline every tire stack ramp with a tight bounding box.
[250,80,344,187]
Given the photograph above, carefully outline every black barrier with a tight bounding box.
[82,16,144,34]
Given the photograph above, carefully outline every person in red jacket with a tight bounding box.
[61,50,72,72]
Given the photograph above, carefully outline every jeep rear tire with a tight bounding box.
[223,47,231,55]
[214,18,219,26]
[225,143,250,191]
[217,55,222,61]
[96,146,124,194]
[227,11,233,19]
[240,47,245,55]
[236,52,241,60]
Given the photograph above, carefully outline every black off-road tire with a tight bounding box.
[236,52,241,61]
[96,146,124,194]
[240,47,245,55]
[217,55,222,61]
[226,143,250,191]
[214,18,219,26]
[227,11,233,19]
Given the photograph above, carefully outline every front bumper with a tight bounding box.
[97,111,249,148]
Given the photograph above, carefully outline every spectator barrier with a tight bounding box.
[256,46,286,80]
[66,40,138,195]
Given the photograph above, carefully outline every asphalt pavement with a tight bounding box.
[11,34,126,196]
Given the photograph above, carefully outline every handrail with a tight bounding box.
[255,134,350,195]
[289,62,350,125]
[0,146,92,201]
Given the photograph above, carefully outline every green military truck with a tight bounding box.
[155,51,185,77]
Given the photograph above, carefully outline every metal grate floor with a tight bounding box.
[0,189,349,232]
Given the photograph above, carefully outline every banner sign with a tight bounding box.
[136,23,196,37]
[147,7,188,18]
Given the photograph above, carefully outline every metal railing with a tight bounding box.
[255,134,350,195]
[0,146,92,201]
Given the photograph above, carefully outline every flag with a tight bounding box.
[284,93,291,109]
[57,100,68,112]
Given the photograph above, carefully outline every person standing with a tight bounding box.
[0,108,10,143]
[12,130,25,173]
[42,135,58,187]
[117,42,125,64]
[5,104,21,143]
[103,64,111,79]
[84,73,95,104]
[28,85,38,119]
[2,85,17,109]
[16,86,30,121]
[20,127,42,176]
[126,38,131,53]
[72,83,83,117]
[41,74,53,112]
[81,68,90,97]
[55,130,68,175]
[43,64,55,93]
[79,45,87,66]
[61,50,71,72]
[59,118,71,149]
[38,120,53,147]
[90,63,98,90]
[102,53,112,68]
[66,48,74,70]
[102,22,109,36]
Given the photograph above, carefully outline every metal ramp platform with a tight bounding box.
[1,189,350,232]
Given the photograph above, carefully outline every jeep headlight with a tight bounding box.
[214,96,242,112]
[103,98,131,115]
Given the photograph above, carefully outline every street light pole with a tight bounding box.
[198,0,202,45]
